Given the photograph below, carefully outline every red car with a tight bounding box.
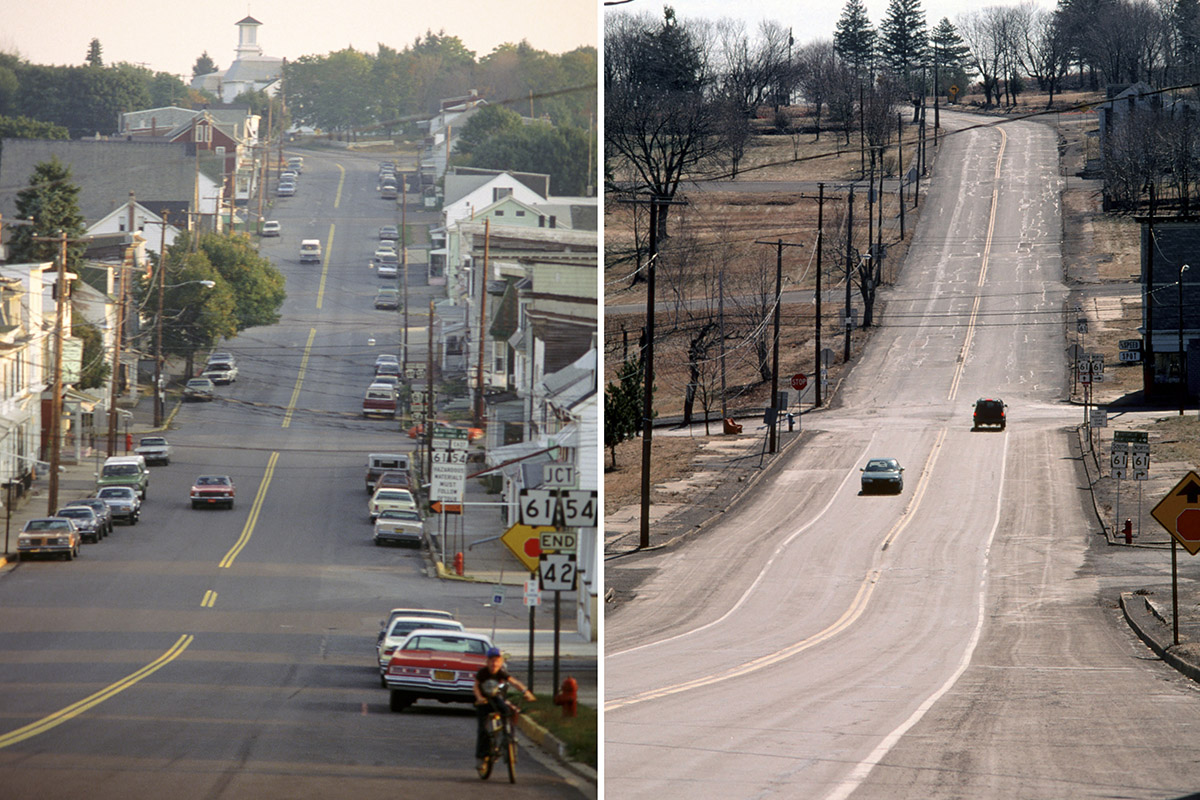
[190,475,236,509]
[384,630,495,712]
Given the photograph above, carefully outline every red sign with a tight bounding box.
[791,374,807,391]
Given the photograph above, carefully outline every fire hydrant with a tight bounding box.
[553,676,578,718]
[125,432,133,453]
[1124,518,1133,544]
[453,552,464,576]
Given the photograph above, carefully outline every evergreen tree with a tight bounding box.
[7,157,87,271]
[834,0,877,82]
[604,357,644,469]
[930,18,970,99]
[1173,0,1200,83]
[85,38,103,68]
[879,0,929,86]
[192,51,217,79]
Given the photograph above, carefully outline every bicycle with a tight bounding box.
[478,680,520,783]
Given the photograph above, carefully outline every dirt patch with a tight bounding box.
[603,436,702,516]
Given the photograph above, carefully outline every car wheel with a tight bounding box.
[131,514,139,525]
[227,501,235,510]
[389,690,412,712]
[380,673,387,688]
[191,501,199,509]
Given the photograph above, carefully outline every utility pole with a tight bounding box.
[756,238,805,454]
[474,219,490,429]
[48,233,67,514]
[898,113,906,239]
[107,259,127,457]
[719,269,727,420]
[426,298,436,485]
[402,178,409,376]
[154,211,169,427]
[845,187,855,363]
[815,183,824,408]
[618,194,686,550]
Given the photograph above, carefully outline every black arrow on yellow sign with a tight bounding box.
[1178,479,1200,504]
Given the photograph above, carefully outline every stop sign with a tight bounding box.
[1177,509,1200,541]
[791,373,807,391]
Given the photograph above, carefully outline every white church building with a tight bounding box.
[191,16,283,103]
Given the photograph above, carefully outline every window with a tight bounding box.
[492,187,513,202]
[494,210,504,216]
[515,210,525,217]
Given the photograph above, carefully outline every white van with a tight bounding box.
[300,239,322,263]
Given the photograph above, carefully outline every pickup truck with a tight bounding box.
[362,386,397,418]
[134,436,171,465]
[366,453,412,493]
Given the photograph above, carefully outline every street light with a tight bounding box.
[154,277,215,427]
[1180,264,1189,416]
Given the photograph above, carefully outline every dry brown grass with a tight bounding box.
[603,436,703,516]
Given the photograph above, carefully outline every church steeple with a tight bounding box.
[235,16,263,59]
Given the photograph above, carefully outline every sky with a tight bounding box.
[2,0,598,79]
[609,0,1035,47]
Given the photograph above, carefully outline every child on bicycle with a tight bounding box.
[474,646,535,771]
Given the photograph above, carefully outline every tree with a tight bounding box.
[192,232,286,330]
[834,0,877,82]
[73,320,110,390]
[454,104,524,158]
[0,115,69,140]
[795,40,838,142]
[879,0,929,90]
[1172,0,1200,83]
[604,357,643,469]
[192,51,217,79]
[606,7,722,241]
[7,157,87,270]
[958,8,1006,106]
[930,17,971,102]
[86,38,103,68]
[465,121,592,194]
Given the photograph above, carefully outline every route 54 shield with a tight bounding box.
[539,553,577,592]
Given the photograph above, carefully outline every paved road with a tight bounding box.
[0,149,591,799]
[605,111,1200,798]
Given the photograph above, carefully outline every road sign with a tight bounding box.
[1119,339,1142,351]
[433,425,468,439]
[1078,359,1091,374]
[405,364,427,380]
[432,437,468,451]
[562,490,598,527]
[430,442,466,502]
[523,579,541,607]
[1119,350,1142,363]
[538,553,577,592]
[430,501,462,514]
[540,530,577,552]
[1077,317,1088,334]
[1114,431,1148,444]
[1090,408,1107,428]
[1090,353,1105,375]
[519,489,556,526]
[821,348,835,367]
[791,373,807,391]
[542,463,576,488]
[1152,471,1200,555]
[500,524,555,572]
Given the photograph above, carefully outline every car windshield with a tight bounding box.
[98,487,134,498]
[196,476,229,486]
[865,460,898,472]
[388,620,460,637]
[140,438,166,447]
[56,508,89,518]
[187,380,210,387]
[103,464,139,476]
[403,635,487,654]
[25,520,69,531]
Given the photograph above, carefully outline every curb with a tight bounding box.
[1119,592,1200,685]
[516,713,597,784]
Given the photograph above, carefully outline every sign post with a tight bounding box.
[1151,471,1200,644]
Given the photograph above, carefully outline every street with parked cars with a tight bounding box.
[0,148,593,798]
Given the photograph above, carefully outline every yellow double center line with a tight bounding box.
[282,328,316,428]
[219,450,279,568]
[0,634,194,749]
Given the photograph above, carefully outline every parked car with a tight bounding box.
[64,498,114,537]
[376,608,456,648]
[374,354,399,366]
[373,244,397,260]
[369,487,417,520]
[96,455,149,499]
[379,225,399,240]
[374,470,412,492]
[209,352,237,366]
[860,457,904,494]
[287,156,303,173]
[973,397,1007,430]
[55,505,103,543]
[373,509,425,549]
[191,475,236,509]
[370,374,400,389]
[202,362,238,385]
[374,361,401,378]
[383,630,496,711]
[365,453,412,493]
[374,288,400,310]
[96,486,140,524]
[17,517,81,561]
[261,220,281,237]
[184,377,216,401]
[134,436,171,465]
[362,386,397,419]
[376,260,398,279]
[376,616,465,681]
[276,182,295,197]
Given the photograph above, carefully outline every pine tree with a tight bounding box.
[930,17,970,99]
[192,51,217,79]
[7,157,87,271]
[834,0,877,82]
[604,357,644,469]
[85,38,103,68]
[1173,0,1200,83]
[879,0,929,86]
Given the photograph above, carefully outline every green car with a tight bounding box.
[96,456,149,499]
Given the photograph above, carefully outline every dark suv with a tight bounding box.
[973,398,1007,430]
